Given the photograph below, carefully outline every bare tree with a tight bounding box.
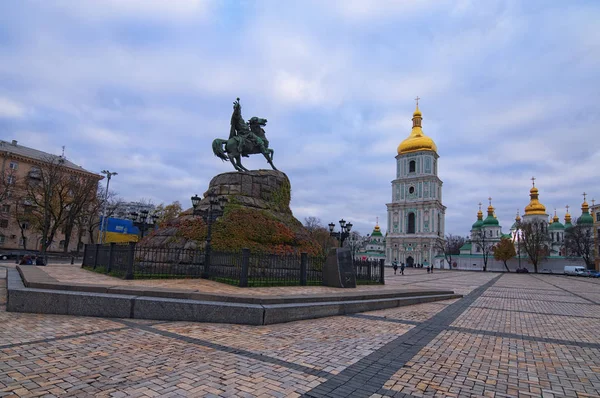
[304,216,323,232]
[435,234,465,269]
[0,164,17,205]
[565,223,595,269]
[81,187,121,244]
[155,201,182,227]
[61,177,100,253]
[344,230,363,260]
[472,229,494,272]
[519,220,551,273]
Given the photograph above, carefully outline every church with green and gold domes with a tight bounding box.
[451,179,591,271]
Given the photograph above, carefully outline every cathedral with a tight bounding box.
[385,101,445,267]
[456,179,593,271]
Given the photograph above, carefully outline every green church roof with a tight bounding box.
[471,219,483,230]
[549,221,565,230]
[482,215,499,226]
[460,243,472,251]
[578,213,594,225]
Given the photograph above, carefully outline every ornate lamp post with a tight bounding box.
[515,211,522,270]
[328,219,353,247]
[98,170,117,244]
[191,191,227,277]
[129,210,159,239]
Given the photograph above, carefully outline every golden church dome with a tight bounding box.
[524,182,547,216]
[397,103,437,155]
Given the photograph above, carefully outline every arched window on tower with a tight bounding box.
[408,213,415,234]
[409,160,416,173]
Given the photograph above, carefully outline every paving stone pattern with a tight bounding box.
[1,267,600,397]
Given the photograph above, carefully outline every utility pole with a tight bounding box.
[98,170,118,244]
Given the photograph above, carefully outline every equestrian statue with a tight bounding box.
[212,98,277,172]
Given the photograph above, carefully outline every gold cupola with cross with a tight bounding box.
[524,177,547,216]
[397,97,438,155]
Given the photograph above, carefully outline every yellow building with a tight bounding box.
[0,140,101,252]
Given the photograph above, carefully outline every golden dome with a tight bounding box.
[515,211,521,222]
[524,182,547,216]
[553,210,559,223]
[397,104,437,155]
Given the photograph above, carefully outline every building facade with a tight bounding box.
[357,223,386,262]
[0,140,101,253]
[592,202,600,270]
[386,103,445,267]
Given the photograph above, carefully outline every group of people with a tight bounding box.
[19,255,45,266]
[392,261,434,275]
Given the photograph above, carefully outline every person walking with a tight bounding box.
[400,262,405,275]
[392,260,398,275]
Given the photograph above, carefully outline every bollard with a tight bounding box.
[93,244,100,270]
[379,259,385,284]
[300,253,307,286]
[239,248,250,287]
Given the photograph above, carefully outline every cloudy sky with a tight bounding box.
[1,0,599,236]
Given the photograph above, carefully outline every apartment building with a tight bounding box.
[0,139,102,253]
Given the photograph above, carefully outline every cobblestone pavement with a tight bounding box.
[1,267,600,397]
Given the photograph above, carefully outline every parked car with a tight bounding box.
[540,268,553,274]
[564,265,587,276]
[577,270,593,277]
[0,250,39,260]
[516,267,529,273]
[589,271,600,278]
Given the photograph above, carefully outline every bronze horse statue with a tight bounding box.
[212,98,277,172]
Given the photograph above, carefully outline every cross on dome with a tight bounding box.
[376,216,379,226]
[488,197,492,206]
[478,202,482,210]
[583,192,587,202]
[415,96,420,106]
[531,176,536,187]
[566,205,570,213]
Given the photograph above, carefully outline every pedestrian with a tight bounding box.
[430,265,433,273]
[392,260,398,275]
[426,266,430,273]
[19,256,32,265]
[400,262,405,275]
[36,256,45,266]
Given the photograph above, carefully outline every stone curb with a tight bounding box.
[7,268,462,325]
[17,265,456,305]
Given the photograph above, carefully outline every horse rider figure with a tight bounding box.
[229,98,267,157]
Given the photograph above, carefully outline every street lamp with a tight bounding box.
[329,219,353,247]
[98,170,118,244]
[129,210,159,239]
[515,211,522,270]
[191,191,227,277]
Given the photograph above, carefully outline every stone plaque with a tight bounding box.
[323,247,356,288]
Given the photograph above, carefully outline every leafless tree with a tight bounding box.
[344,230,363,260]
[304,216,323,232]
[80,187,121,244]
[435,234,465,269]
[472,229,494,272]
[61,177,100,253]
[519,220,551,273]
[565,222,595,269]
[0,164,17,205]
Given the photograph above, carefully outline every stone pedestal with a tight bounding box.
[323,247,356,288]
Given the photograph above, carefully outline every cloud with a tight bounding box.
[0,97,26,118]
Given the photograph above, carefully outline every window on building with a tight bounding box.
[9,162,18,170]
[408,213,415,234]
[59,240,66,249]
[0,219,8,228]
[597,212,600,222]
[7,175,15,184]
[409,161,416,173]
[21,222,29,230]
[19,237,27,247]
[409,186,415,194]
[0,235,5,244]
[1,205,9,213]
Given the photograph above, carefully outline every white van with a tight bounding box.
[564,266,586,276]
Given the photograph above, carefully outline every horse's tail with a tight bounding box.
[212,138,229,161]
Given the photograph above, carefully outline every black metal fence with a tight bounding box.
[353,258,384,284]
[82,243,382,287]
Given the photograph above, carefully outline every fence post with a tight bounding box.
[107,242,115,274]
[379,259,385,284]
[125,242,136,280]
[81,244,88,268]
[239,248,250,287]
[93,244,100,270]
[300,253,307,286]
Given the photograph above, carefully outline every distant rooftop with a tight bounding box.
[0,139,99,176]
